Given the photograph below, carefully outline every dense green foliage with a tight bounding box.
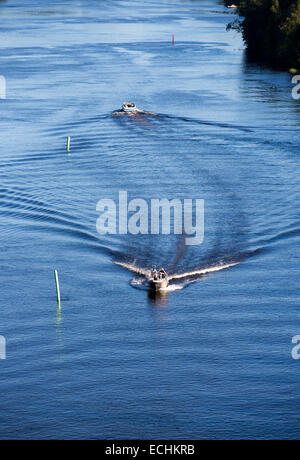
[227,0,300,69]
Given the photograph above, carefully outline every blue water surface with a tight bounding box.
[0,0,299,440]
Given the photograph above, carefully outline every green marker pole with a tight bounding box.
[54,270,61,306]
[66,136,71,153]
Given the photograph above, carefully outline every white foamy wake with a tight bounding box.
[115,261,239,281]
[130,277,146,287]
[115,261,152,278]
[168,262,239,280]
[160,284,184,292]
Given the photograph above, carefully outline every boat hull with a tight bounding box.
[123,107,138,113]
[149,279,169,291]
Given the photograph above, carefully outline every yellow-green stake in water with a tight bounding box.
[54,270,61,306]
[66,136,71,153]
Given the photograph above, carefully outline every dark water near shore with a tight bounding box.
[0,0,299,440]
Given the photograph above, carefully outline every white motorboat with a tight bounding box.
[149,277,169,291]
[149,268,169,291]
[122,102,138,113]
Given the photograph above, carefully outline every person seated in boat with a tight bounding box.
[159,268,167,279]
[152,266,158,280]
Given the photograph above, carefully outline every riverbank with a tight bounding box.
[226,0,300,71]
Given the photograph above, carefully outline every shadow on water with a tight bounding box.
[147,289,169,307]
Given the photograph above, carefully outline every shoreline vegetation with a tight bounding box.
[225,0,300,72]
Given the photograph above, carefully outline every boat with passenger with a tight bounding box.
[149,267,169,291]
[122,102,138,113]
[112,102,157,117]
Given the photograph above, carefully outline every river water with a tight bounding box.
[0,0,299,440]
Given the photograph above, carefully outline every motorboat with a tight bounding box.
[149,268,169,291]
[149,277,169,291]
[112,103,157,117]
[114,261,171,292]
[122,102,138,113]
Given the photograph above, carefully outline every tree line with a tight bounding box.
[226,0,300,71]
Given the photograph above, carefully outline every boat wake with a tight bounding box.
[115,261,152,278]
[115,260,239,291]
[168,262,239,280]
[130,276,185,292]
